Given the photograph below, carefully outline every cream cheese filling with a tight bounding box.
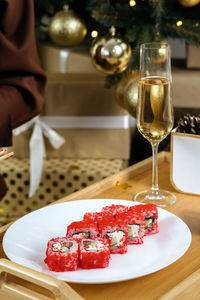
[83,239,105,252]
[145,217,154,229]
[72,232,90,239]
[52,241,75,253]
[106,230,125,247]
[128,224,140,238]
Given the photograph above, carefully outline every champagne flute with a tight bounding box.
[134,42,176,207]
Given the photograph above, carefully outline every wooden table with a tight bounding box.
[0,152,200,300]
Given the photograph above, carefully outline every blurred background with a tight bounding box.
[1,0,200,224]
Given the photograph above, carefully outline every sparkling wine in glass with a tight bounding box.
[134,42,176,207]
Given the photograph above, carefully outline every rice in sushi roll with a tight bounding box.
[117,211,145,244]
[79,237,110,269]
[98,217,128,254]
[129,204,158,235]
[44,237,78,272]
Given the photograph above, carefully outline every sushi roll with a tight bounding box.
[117,211,145,244]
[83,211,104,224]
[66,220,99,240]
[98,217,128,254]
[129,204,158,235]
[102,204,128,217]
[44,237,78,272]
[83,211,112,224]
[83,212,102,223]
[79,237,110,269]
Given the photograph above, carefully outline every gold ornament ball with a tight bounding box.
[152,41,171,64]
[114,72,138,109]
[178,0,199,7]
[48,6,87,47]
[124,75,139,118]
[90,36,131,74]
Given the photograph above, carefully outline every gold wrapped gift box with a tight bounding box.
[37,41,101,75]
[10,128,131,159]
[0,158,128,225]
[186,44,200,69]
[43,74,125,117]
[9,74,131,160]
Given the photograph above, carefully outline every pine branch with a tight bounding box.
[163,23,200,44]
[91,11,118,19]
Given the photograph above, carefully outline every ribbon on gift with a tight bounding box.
[60,49,70,73]
[39,115,136,129]
[13,116,66,198]
[12,115,136,197]
[59,45,88,73]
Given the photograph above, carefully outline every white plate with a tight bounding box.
[3,199,191,284]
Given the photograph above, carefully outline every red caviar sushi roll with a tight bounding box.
[79,237,110,269]
[83,211,112,224]
[117,211,145,244]
[102,204,128,217]
[129,204,158,235]
[83,212,102,223]
[66,220,99,240]
[98,217,128,254]
[44,237,78,272]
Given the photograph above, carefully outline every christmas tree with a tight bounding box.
[34,0,200,84]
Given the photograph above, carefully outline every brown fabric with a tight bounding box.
[0,0,46,146]
[0,174,7,199]
[0,0,46,199]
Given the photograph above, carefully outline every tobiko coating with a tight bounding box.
[44,204,159,271]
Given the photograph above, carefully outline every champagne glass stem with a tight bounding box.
[151,143,159,193]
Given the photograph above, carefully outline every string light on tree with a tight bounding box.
[129,0,136,6]
[176,20,183,27]
[91,30,98,38]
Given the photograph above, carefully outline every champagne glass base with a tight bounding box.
[134,189,176,208]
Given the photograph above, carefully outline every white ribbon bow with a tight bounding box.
[13,116,66,198]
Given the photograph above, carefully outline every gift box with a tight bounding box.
[8,74,134,198]
[0,157,128,225]
[186,44,200,69]
[10,74,132,160]
[172,66,200,108]
[37,41,101,75]
[170,130,200,195]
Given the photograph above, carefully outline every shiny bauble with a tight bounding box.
[90,35,131,74]
[48,6,87,47]
[152,42,171,64]
[114,72,138,109]
[124,75,139,118]
[178,0,199,7]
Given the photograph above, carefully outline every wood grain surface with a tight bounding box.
[0,152,199,300]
